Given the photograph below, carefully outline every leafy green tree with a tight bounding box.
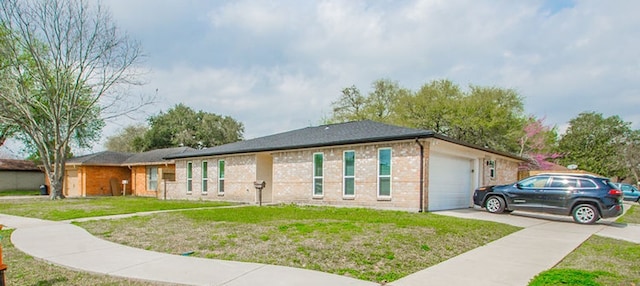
[104,124,148,153]
[617,130,640,182]
[364,79,410,123]
[327,79,408,124]
[395,79,463,133]
[0,123,17,147]
[556,112,631,178]
[140,104,244,150]
[394,80,527,153]
[0,0,149,199]
[328,85,368,123]
[454,85,526,152]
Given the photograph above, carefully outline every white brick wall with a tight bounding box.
[166,139,521,211]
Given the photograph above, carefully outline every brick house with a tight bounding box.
[164,121,524,212]
[64,147,192,197]
[0,159,45,191]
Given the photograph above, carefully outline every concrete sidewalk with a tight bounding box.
[1,205,639,286]
[1,214,376,286]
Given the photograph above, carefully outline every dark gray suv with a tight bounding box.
[473,173,624,224]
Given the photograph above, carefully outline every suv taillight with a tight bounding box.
[608,189,623,196]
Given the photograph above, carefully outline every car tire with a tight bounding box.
[485,196,506,214]
[572,204,599,224]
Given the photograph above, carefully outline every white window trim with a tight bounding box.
[343,150,356,198]
[186,161,193,193]
[202,161,208,194]
[313,152,324,198]
[147,166,158,191]
[218,160,225,195]
[377,148,392,199]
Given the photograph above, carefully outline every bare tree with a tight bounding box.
[0,0,151,199]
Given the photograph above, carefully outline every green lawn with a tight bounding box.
[3,197,637,285]
[0,189,41,196]
[529,236,640,285]
[0,196,234,220]
[77,205,520,283]
[530,205,640,286]
[617,203,640,224]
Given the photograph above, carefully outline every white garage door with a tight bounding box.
[428,153,473,211]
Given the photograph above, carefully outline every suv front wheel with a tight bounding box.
[485,196,506,214]
[572,204,599,224]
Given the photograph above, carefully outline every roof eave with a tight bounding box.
[165,133,436,159]
[431,134,525,161]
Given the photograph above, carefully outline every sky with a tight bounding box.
[2,0,640,157]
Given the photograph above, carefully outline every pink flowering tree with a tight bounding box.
[518,116,560,170]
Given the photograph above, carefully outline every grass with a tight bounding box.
[76,204,521,283]
[617,204,640,224]
[530,204,640,286]
[3,197,637,285]
[0,189,41,196]
[0,196,234,220]
[529,236,640,285]
[0,229,160,285]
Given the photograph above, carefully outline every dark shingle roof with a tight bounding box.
[66,147,197,166]
[66,151,133,165]
[0,159,42,172]
[165,120,436,159]
[124,147,195,165]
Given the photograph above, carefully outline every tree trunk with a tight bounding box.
[47,171,65,200]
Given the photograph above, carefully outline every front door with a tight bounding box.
[65,169,79,197]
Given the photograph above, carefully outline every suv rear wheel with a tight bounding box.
[572,204,599,224]
[485,196,506,214]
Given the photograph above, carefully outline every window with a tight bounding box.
[147,166,158,191]
[202,161,208,193]
[549,177,578,188]
[343,151,355,197]
[519,176,550,188]
[218,160,225,194]
[378,148,391,197]
[186,162,193,193]
[578,179,596,189]
[487,160,496,179]
[313,153,323,196]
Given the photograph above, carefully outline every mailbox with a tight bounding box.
[254,180,266,206]
[254,180,266,190]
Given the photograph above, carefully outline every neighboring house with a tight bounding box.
[63,147,193,197]
[0,159,45,191]
[123,147,193,197]
[65,151,132,196]
[164,120,525,212]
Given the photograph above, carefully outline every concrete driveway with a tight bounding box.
[389,204,640,286]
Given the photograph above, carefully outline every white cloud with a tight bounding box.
[96,0,640,149]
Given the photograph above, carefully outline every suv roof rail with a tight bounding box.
[535,172,601,178]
